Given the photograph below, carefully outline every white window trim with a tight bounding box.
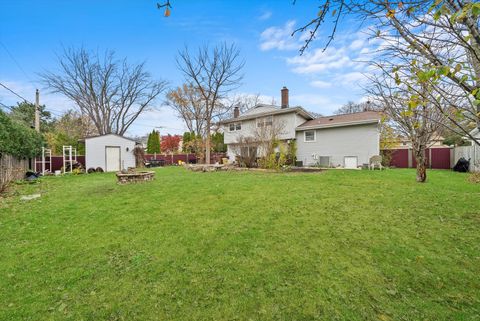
[229,122,242,132]
[304,130,316,143]
[257,116,273,128]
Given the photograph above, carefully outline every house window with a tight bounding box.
[304,130,315,142]
[229,122,242,132]
[257,116,273,127]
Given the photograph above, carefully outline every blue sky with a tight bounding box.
[0,0,374,136]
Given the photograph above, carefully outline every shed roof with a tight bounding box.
[296,111,381,130]
[80,133,140,143]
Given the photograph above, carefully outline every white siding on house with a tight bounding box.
[85,134,136,171]
[296,123,380,167]
[224,112,307,145]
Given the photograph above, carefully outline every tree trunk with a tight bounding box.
[205,120,211,165]
[414,150,427,183]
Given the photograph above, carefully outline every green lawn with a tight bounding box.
[0,168,479,320]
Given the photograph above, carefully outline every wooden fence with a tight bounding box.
[0,154,29,192]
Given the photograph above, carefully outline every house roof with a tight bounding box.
[80,133,140,143]
[220,104,314,124]
[296,111,382,130]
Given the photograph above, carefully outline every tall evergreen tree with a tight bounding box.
[146,130,161,154]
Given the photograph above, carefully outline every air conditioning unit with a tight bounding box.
[318,156,331,167]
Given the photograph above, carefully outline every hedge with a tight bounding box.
[0,110,44,158]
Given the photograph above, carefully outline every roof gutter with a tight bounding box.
[219,107,314,124]
[296,119,380,131]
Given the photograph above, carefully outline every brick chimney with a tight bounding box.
[281,86,289,109]
[233,106,240,118]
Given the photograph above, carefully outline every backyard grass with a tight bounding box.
[0,167,479,320]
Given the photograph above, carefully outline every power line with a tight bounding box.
[0,41,33,82]
[0,101,13,111]
[0,82,33,104]
[0,82,66,118]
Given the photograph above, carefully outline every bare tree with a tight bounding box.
[334,101,377,115]
[292,1,480,143]
[166,84,206,137]
[231,117,287,169]
[41,47,168,135]
[176,43,244,164]
[369,72,446,182]
[224,93,262,115]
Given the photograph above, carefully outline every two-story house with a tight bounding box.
[221,87,381,168]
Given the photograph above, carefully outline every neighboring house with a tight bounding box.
[386,134,446,149]
[221,87,382,168]
[84,134,138,172]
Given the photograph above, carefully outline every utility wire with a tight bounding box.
[0,101,14,111]
[0,82,33,104]
[0,82,65,118]
[0,41,33,82]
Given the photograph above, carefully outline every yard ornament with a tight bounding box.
[157,1,172,17]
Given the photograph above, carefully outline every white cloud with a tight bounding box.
[349,39,365,50]
[259,20,299,51]
[291,93,343,115]
[335,72,368,87]
[258,10,272,21]
[287,47,355,74]
[310,80,332,89]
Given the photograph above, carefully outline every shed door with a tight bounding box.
[105,146,121,172]
[344,156,358,169]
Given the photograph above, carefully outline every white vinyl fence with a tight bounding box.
[454,145,480,172]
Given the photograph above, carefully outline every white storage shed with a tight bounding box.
[84,134,138,172]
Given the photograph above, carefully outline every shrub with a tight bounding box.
[96,167,104,173]
[0,110,44,158]
[133,146,145,167]
[258,142,288,170]
[286,140,297,165]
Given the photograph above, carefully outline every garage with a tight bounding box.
[84,134,138,172]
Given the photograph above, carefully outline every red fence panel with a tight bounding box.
[388,149,409,168]
[34,156,85,172]
[144,153,227,165]
[35,153,227,171]
[430,148,451,169]
[384,147,451,169]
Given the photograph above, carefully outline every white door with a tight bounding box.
[344,156,358,169]
[105,146,121,172]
